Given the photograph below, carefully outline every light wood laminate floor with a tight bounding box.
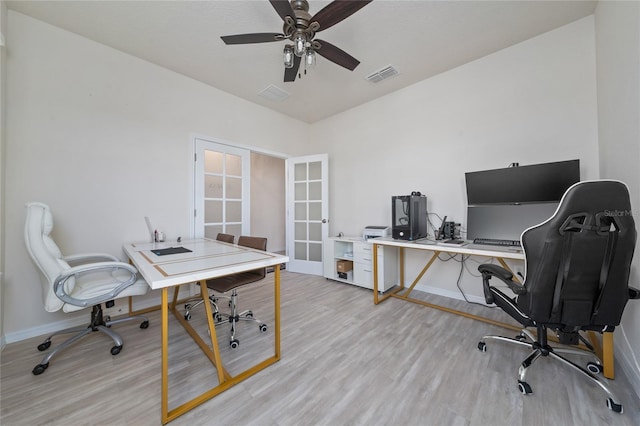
[2,271,639,425]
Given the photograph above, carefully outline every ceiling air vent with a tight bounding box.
[365,65,399,83]
[258,84,290,102]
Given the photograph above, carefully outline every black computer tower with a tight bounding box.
[392,194,428,240]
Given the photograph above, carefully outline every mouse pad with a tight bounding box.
[151,247,192,256]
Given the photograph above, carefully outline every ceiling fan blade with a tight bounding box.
[284,55,302,82]
[311,0,373,32]
[221,33,284,44]
[315,39,360,71]
[270,0,296,22]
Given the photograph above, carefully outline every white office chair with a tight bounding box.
[24,202,150,375]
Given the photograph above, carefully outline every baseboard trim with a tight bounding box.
[3,298,162,345]
[415,282,486,305]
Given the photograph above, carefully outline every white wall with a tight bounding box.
[3,11,309,341]
[595,0,640,394]
[312,17,600,301]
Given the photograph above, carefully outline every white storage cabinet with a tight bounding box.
[323,237,397,292]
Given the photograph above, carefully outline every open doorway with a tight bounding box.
[250,152,285,254]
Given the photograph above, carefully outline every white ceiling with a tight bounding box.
[7,0,597,123]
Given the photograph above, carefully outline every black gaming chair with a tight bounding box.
[477,180,638,413]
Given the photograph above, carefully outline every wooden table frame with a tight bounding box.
[124,239,286,424]
[370,239,615,379]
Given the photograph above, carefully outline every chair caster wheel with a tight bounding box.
[586,362,602,375]
[215,314,223,322]
[230,339,239,349]
[140,320,149,329]
[32,363,49,375]
[518,381,532,394]
[477,341,487,352]
[111,345,123,355]
[259,323,267,333]
[246,311,254,318]
[184,313,192,321]
[37,341,51,352]
[606,398,623,413]
[515,334,527,341]
[185,304,192,310]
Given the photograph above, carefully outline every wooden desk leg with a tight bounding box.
[200,280,225,384]
[401,251,440,299]
[398,247,405,290]
[161,288,169,424]
[275,265,281,359]
[373,243,380,304]
[603,332,614,379]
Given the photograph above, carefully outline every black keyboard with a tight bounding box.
[473,238,521,247]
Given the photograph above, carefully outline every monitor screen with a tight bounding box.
[465,159,580,205]
[466,204,559,242]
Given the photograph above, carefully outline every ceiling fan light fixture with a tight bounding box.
[284,45,294,68]
[294,32,306,57]
[305,49,316,69]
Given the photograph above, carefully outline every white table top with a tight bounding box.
[369,237,525,260]
[123,238,289,290]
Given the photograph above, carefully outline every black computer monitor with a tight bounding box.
[465,159,580,205]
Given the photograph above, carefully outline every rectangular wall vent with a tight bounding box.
[365,65,399,83]
[258,84,290,102]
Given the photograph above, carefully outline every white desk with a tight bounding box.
[370,237,615,379]
[124,238,289,424]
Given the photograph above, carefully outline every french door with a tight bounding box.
[286,154,329,275]
[192,138,250,239]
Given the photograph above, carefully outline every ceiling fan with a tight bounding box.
[221,0,372,82]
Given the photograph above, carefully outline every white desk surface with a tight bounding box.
[369,237,525,260]
[124,238,289,290]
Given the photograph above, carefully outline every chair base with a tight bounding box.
[184,289,267,349]
[33,304,149,375]
[478,327,623,413]
[183,293,229,321]
[214,289,267,348]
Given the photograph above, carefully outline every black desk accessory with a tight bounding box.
[151,247,192,256]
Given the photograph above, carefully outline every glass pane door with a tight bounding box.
[193,138,250,239]
[286,154,328,275]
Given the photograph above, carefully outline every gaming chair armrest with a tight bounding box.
[629,287,640,299]
[478,263,526,296]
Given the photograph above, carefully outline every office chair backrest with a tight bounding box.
[216,233,235,244]
[24,202,73,313]
[519,180,636,328]
[238,236,267,279]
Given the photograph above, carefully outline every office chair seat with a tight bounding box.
[475,180,638,413]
